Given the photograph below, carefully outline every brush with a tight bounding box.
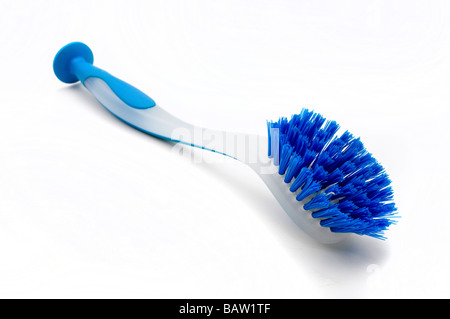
[53,42,398,244]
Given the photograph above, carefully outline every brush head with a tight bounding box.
[267,109,398,240]
[53,42,93,84]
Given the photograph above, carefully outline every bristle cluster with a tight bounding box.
[267,109,398,239]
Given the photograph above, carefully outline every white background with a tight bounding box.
[0,0,449,298]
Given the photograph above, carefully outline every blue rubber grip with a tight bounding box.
[53,42,156,109]
[70,57,156,109]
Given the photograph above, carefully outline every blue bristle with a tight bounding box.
[338,200,359,212]
[312,165,328,182]
[314,151,334,169]
[267,121,272,157]
[296,180,321,201]
[290,167,311,192]
[369,202,397,218]
[311,206,340,219]
[270,126,280,165]
[284,154,304,183]
[302,149,317,168]
[303,193,331,210]
[279,144,294,175]
[267,108,398,239]
[322,168,344,187]
[302,181,339,211]
[294,135,309,157]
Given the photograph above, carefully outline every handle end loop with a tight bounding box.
[53,42,94,84]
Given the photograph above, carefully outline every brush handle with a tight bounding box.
[85,76,263,162]
[54,42,265,163]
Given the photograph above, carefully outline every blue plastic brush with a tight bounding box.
[53,42,398,244]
